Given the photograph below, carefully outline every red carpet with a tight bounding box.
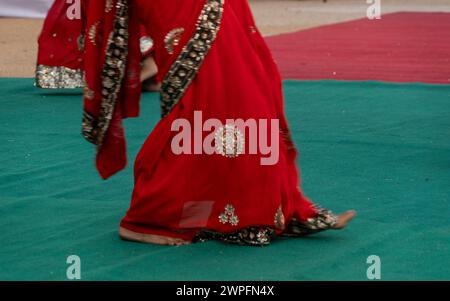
[266,12,450,84]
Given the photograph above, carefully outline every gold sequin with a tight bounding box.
[35,65,84,89]
[274,206,285,230]
[218,204,239,226]
[305,207,338,230]
[164,28,185,55]
[214,125,245,158]
[160,0,224,117]
[88,22,100,46]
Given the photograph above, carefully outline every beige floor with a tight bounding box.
[1,0,450,78]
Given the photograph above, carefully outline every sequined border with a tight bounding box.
[82,0,129,146]
[160,0,224,118]
[164,28,185,55]
[35,65,84,89]
[195,206,338,246]
[195,227,275,246]
[82,110,97,144]
[283,207,338,237]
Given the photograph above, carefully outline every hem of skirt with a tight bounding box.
[35,64,84,89]
[120,206,338,246]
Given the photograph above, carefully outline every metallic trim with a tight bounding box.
[88,21,100,46]
[160,0,225,118]
[82,0,129,146]
[274,205,285,230]
[35,65,84,89]
[82,110,97,144]
[195,227,275,246]
[164,28,185,55]
[283,207,338,237]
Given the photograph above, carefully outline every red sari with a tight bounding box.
[82,0,337,246]
[36,0,85,88]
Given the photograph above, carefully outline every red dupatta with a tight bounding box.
[81,0,222,179]
[82,0,142,179]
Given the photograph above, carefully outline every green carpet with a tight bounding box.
[0,78,449,281]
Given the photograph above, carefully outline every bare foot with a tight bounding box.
[333,210,356,229]
[119,227,191,246]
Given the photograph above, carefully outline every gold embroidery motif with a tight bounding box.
[164,28,185,55]
[274,206,285,230]
[35,65,84,89]
[219,204,239,226]
[160,0,224,118]
[88,21,100,46]
[214,124,245,158]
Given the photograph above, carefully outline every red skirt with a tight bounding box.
[35,0,84,88]
[114,0,337,245]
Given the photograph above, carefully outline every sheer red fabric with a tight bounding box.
[82,0,330,243]
[36,0,85,88]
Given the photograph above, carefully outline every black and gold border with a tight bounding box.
[82,0,129,146]
[160,0,225,118]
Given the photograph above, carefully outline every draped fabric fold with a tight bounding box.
[81,0,141,179]
[81,0,224,179]
[77,0,339,245]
